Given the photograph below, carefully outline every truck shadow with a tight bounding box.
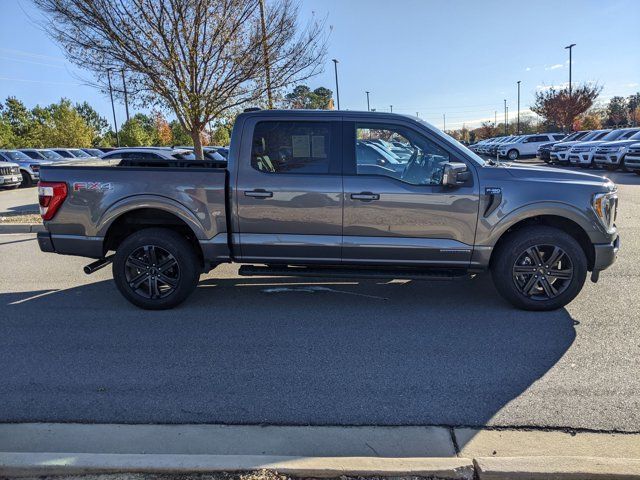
[0,274,576,430]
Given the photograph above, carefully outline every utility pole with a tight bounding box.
[416,112,419,117]
[506,106,509,133]
[494,110,497,127]
[565,43,576,98]
[332,59,340,110]
[443,113,446,131]
[503,99,507,135]
[258,0,273,109]
[365,91,370,111]
[107,69,120,147]
[390,105,393,113]
[121,69,130,122]
[516,80,521,134]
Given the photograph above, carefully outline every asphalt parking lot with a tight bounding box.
[1,167,639,432]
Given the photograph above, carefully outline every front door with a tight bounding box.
[235,117,343,263]
[342,120,480,266]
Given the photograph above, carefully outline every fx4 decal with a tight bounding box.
[73,182,113,192]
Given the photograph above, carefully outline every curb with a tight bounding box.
[0,223,44,233]
[474,456,640,480]
[0,453,475,479]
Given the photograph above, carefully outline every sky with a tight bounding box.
[0,0,638,130]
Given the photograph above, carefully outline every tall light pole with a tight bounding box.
[565,43,576,97]
[390,105,393,113]
[121,69,130,122]
[258,0,273,109]
[494,110,497,128]
[106,69,120,147]
[331,59,340,110]
[504,99,507,135]
[516,80,521,134]
[443,113,446,131]
[365,91,370,111]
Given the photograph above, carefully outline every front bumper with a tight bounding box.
[569,152,594,165]
[594,152,621,165]
[622,154,640,170]
[550,151,570,163]
[593,234,620,272]
[0,174,21,187]
[537,150,551,160]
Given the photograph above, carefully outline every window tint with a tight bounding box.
[355,123,450,186]
[55,150,74,158]
[101,152,123,160]
[40,150,63,160]
[1,150,31,161]
[23,150,42,159]
[553,134,566,140]
[252,121,332,174]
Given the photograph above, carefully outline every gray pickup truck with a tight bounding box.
[37,110,619,311]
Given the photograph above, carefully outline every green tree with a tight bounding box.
[2,97,33,139]
[284,85,334,109]
[170,120,192,146]
[119,115,153,146]
[605,96,628,127]
[0,116,15,148]
[75,101,109,145]
[29,98,94,147]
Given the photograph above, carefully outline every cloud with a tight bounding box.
[525,67,532,71]
[545,64,564,70]
[536,83,569,91]
[626,82,639,88]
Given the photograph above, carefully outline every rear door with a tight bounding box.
[342,119,480,266]
[234,115,343,263]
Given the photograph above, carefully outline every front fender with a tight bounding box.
[478,200,606,247]
[95,194,208,239]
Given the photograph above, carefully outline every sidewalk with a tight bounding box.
[1,424,639,479]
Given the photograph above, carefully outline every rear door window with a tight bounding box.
[251,121,336,174]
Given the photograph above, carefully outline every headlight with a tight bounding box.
[592,191,618,233]
[618,146,627,152]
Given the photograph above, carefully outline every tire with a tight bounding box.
[634,170,640,176]
[491,226,587,311]
[20,171,32,188]
[620,159,629,173]
[507,149,519,160]
[605,165,617,171]
[113,228,200,310]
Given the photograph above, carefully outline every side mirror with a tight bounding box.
[442,162,471,187]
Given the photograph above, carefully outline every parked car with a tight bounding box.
[99,147,198,163]
[0,149,51,187]
[488,136,520,157]
[623,142,640,174]
[498,133,566,160]
[476,136,503,155]
[52,148,97,160]
[0,160,22,189]
[37,109,619,312]
[569,128,640,169]
[593,130,640,171]
[82,148,106,157]
[20,148,66,162]
[550,130,610,164]
[174,146,228,164]
[537,131,590,163]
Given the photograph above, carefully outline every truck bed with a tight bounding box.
[39,160,229,260]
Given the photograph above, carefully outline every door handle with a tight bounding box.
[245,189,273,198]
[351,192,380,201]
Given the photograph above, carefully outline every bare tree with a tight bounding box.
[33,0,327,157]
[531,83,602,132]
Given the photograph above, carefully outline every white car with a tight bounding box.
[568,128,640,168]
[593,130,640,170]
[624,142,640,174]
[0,161,22,189]
[498,133,565,160]
[550,129,610,164]
[99,147,197,162]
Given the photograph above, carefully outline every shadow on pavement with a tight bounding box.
[0,273,576,432]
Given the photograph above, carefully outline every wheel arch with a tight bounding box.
[489,214,595,270]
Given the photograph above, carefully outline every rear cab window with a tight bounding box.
[251,121,336,174]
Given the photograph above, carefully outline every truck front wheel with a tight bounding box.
[113,228,200,310]
[491,226,587,311]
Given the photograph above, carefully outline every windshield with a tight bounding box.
[173,151,197,160]
[629,131,640,140]
[582,130,606,141]
[40,150,64,160]
[601,130,627,141]
[1,150,31,161]
[84,149,103,156]
[69,149,91,158]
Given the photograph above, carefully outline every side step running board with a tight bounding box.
[238,265,469,281]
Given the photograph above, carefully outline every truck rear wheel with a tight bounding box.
[491,226,587,311]
[113,228,200,310]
